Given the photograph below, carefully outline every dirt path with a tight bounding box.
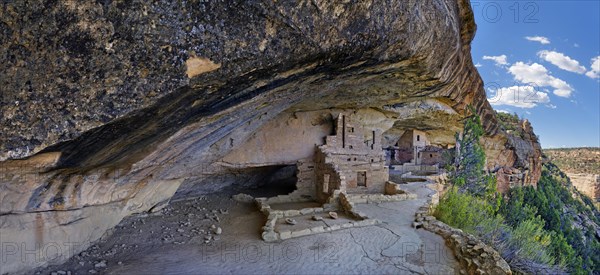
[36,181,459,274]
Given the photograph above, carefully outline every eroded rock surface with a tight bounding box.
[482,119,543,192]
[1,0,493,161]
[544,148,600,205]
[567,173,600,205]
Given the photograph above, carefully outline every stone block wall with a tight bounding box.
[282,159,317,200]
[420,151,443,165]
[420,218,512,275]
[256,195,378,242]
[314,150,346,203]
[391,164,439,174]
[334,159,388,192]
[495,167,526,193]
[394,148,413,163]
[316,114,389,194]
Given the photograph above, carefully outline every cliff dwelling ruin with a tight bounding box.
[253,113,424,242]
[386,129,450,173]
[0,1,548,274]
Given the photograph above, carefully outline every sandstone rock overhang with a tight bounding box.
[0,1,530,273]
[0,0,496,163]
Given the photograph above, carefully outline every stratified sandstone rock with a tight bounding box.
[482,119,543,192]
[0,0,525,273]
[566,173,600,205]
[1,0,496,162]
[544,148,600,205]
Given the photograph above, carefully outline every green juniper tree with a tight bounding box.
[453,107,496,200]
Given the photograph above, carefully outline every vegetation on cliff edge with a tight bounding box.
[495,111,533,140]
[435,110,599,274]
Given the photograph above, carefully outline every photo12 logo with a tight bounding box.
[195,240,455,266]
[1,242,82,265]
[471,1,540,23]
[197,241,340,264]
[485,82,549,107]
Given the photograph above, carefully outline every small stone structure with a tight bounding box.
[255,114,417,242]
[419,145,444,165]
[386,129,449,167]
[420,218,513,275]
[398,129,429,163]
[315,114,389,202]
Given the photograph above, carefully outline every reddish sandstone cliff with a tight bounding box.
[482,119,543,193]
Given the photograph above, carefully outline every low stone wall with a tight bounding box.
[385,180,418,195]
[345,193,417,204]
[391,164,440,174]
[415,180,512,274]
[262,194,314,205]
[338,192,370,220]
[416,215,512,275]
[340,182,417,219]
[255,181,417,243]
[256,196,379,242]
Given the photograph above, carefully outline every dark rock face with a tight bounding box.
[0,0,525,273]
[1,1,187,159]
[1,0,495,161]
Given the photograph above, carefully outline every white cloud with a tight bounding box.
[525,36,550,44]
[546,104,557,109]
[488,85,550,108]
[574,43,579,48]
[475,63,482,68]
[508,62,574,97]
[483,55,508,66]
[495,109,510,113]
[585,56,600,79]
[538,50,586,74]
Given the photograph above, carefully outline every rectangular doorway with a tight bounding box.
[357,171,367,187]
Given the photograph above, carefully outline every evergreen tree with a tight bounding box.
[452,107,496,199]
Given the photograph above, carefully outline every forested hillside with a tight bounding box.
[435,112,600,274]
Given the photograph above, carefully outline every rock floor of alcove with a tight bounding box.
[35,182,460,275]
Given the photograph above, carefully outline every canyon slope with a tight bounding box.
[544,148,600,207]
[0,0,541,273]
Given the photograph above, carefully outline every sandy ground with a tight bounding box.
[35,181,459,275]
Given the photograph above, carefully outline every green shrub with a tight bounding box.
[507,217,554,265]
[549,233,575,268]
[434,187,493,232]
[435,189,555,266]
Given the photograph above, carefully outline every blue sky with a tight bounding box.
[470,1,600,148]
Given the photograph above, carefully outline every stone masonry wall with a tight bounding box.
[314,150,346,204]
[285,159,317,200]
[317,114,389,194]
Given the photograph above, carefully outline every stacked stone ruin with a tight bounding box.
[255,114,418,241]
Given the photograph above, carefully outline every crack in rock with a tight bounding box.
[348,230,380,265]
